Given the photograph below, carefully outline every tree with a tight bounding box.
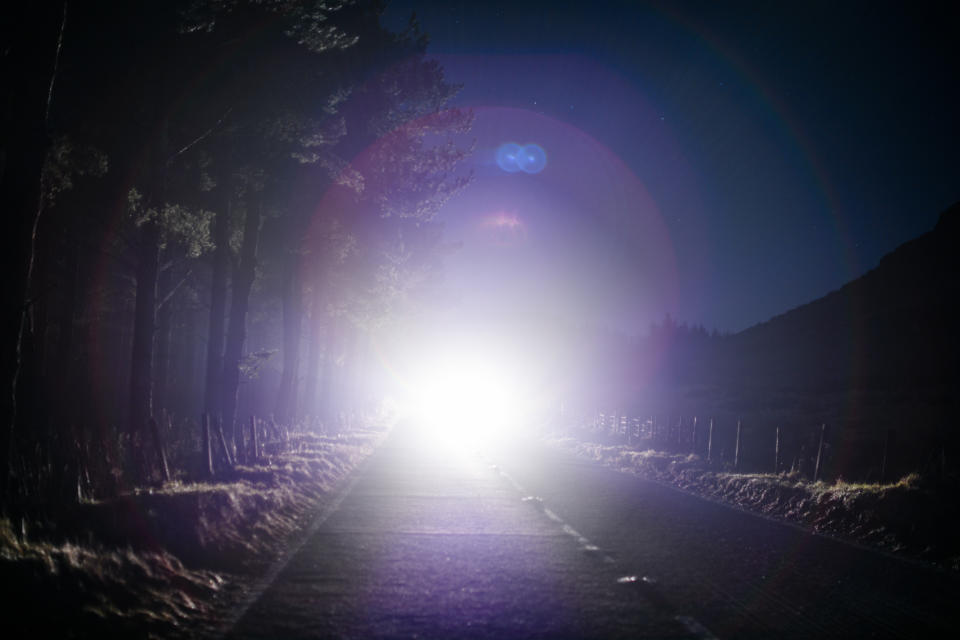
[220,183,263,446]
[295,51,474,425]
[0,0,474,500]
[185,0,363,433]
[0,1,69,503]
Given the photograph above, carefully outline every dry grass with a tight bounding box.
[0,518,224,638]
[549,435,959,569]
[0,425,390,638]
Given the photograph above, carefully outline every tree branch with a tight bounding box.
[157,268,194,311]
[167,106,234,164]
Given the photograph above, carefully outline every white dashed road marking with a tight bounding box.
[492,457,720,640]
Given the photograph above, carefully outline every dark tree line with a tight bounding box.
[0,0,471,507]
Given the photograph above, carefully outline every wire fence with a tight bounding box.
[560,409,949,485]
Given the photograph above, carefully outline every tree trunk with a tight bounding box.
[343,322,363,422]
[318,315,340,432]
[302,284,325,422]
[220,194,262,448]
[153,257,173,417]
[53,240,79,410]
[0,0,68,505]
[128,99,170,448]
[275,263,302,425]
[128,219,161,435]
[204,195,230,416]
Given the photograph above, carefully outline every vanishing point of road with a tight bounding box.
[223,423,960,639]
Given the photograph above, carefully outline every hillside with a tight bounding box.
[631,204,960,479]
[723,203,960,395]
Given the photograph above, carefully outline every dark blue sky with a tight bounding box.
[382,0,960,333]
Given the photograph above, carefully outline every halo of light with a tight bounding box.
[518,143,546,173]
[496,142,523,172]
[496,142,547,174]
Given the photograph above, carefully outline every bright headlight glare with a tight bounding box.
[401,350,529,445]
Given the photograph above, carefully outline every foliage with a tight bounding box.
[239,348,278,381]
[3,0,472,515]
[126,189,215,258]
[181,0,360,54]
[41,135,108,206]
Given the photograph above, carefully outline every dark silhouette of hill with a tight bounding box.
[619,204,960,479]
[718,202,960,398]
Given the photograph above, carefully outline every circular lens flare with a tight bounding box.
[519,144,546,173]
[496,142,547,174]
[496,142,523,173]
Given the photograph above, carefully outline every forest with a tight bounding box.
[1,0,473,509]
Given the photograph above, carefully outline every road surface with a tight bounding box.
[223,424,960,638]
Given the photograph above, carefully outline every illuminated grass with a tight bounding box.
[0,517,224,638]
[549,435,957,569]
[0,425,391,637]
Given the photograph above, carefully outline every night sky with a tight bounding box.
[381,0,960,334]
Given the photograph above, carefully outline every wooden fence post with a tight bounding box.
[707,418,715,464]
[148,417,170,483]
[251,415,260,461]
[814,423,827,482]
[202,413,214,478]
[774,426,781,473]
[691,416,698,454]
[236,419,246,465]
[734,419,742,471]
[217,417,234,469]
[881,429,896,483]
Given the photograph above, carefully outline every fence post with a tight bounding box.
[236,419,246,465]
[814,423,827,482]
[707,418,714,464]
[881,429,895,483]
[691,416,698,453]
[251,415,260,461]
[201,413,214,478]
[217,417,234,469]
[774,426,781,473]
[148,417,170,483]
[734,419,742,471]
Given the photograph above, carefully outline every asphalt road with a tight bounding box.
[224,424,960,639]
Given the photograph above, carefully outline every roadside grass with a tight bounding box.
[0,424,391,638]
[0,518,224,638]
[549,435,958,570]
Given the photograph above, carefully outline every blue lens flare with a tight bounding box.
[496,142,523,173]
[496,142,547,174]
[519,144,546,173]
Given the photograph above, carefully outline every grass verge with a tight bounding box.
[548,434,960,570]
[0,425,390,638]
